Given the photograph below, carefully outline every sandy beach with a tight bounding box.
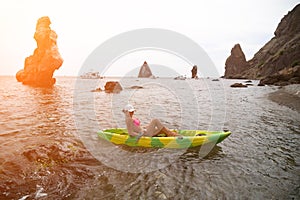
[268,84,300,112]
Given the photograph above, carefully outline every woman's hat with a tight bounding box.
[124,104,135,112]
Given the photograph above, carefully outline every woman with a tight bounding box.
[122,104,182,138]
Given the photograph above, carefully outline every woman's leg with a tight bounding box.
[145,119,180,137]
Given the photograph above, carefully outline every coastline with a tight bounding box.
[268,84,300,112]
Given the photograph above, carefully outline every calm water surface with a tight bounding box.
[0,76,299,199]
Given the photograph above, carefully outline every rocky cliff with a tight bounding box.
[16,16,63,87]
[224,4,300,85]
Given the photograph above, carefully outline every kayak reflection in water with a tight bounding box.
[122,104,183,140]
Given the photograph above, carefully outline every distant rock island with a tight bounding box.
[16,16,63,87]
[224,4,300,86]
[138,61,154,78]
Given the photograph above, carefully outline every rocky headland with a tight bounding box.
[16,16,63,87]
[224,4,300,86]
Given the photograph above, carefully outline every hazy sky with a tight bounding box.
[0,0,299,77]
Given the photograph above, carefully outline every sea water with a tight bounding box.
[0,76,299,199]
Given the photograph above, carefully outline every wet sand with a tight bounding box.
[268,85,300,112]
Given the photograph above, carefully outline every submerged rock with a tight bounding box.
[16,16,63,87]
[230,83,248,88]
[91,87,103,92]
[138,61,153,78]
[129,86,143,89]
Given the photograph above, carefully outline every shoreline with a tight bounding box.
[268,84,300,112]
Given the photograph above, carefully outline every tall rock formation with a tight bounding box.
[224,44,249,79]
[16,16,63,87]
[191,65,198,78]
[224,4,300,85]
[138,61,153,78]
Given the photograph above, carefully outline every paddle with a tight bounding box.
[135,132,143,143]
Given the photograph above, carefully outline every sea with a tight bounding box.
[0,76,299,199]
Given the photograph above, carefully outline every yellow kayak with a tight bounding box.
[98,128,231,149]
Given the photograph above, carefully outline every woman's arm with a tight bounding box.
[123,110,140,136]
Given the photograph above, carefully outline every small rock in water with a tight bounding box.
[104,81,123,93]
[230,83,248,88]
[91,87,103,92]
[129,86,143,89]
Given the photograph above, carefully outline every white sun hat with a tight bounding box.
[124,104,135,112]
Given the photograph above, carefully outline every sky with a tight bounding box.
[0,0,299,77]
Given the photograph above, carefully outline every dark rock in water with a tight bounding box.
[230,83,248,88]
[138,61,153,78]
[91,87,103,92]
[246,83,254,86]
[16,16,63,87]
[212,79,219,81]
[224,44,249,79]
[245,80,252,83]
[91,82,123,93]
[223,4,300,85]
[129,86,143,89]
[104,81,122,93]
[191,65,198,78]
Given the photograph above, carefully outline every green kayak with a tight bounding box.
[98,128,231,149]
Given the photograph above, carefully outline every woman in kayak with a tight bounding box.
[122,104,182,138]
